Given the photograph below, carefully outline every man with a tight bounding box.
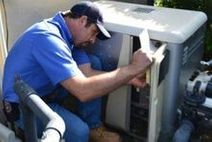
[2,1,152,142]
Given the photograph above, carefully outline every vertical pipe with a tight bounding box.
[14,78,65,142]
[173,119,194,142]
[0,0,8,71]
[20,102,38,142]
[159,43,183,141]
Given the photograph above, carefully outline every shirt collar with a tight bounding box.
[47,12,74,50]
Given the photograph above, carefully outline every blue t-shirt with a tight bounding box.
[3,12,90,103]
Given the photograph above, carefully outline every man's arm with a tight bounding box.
[79,63,147,87]
[78,63,104,77]
[61,49,152,102]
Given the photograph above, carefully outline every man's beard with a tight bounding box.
[76,41,92,48]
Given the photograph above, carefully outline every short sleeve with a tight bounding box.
[72,48,90,65]
[32,33,84,85]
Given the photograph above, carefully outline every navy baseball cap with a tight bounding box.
[71,1,111,40]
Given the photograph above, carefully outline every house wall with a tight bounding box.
[3,0,79,50]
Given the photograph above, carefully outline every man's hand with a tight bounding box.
[131,49,153,74]
[128,73,147,88]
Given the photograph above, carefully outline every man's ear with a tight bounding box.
[79,15,88,26]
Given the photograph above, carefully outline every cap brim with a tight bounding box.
[96,22,111,40]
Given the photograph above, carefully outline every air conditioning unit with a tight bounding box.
[92,1,207,141]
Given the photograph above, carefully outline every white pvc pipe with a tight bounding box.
[0,123,15,142]
[202,98,212,109]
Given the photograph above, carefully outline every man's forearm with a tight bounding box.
[61,64,142,102]
[78,63,105,77]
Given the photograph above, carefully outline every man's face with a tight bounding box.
[75,20,99,47]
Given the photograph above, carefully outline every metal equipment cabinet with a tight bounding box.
[93,1,207,141]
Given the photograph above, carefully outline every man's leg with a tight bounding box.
[76,54,102,128]
[76,55,121,142]
[16,103,89,142]
[49,103,89,142]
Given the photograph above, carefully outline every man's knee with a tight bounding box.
[65,122,89,141]
[75,123,89,137]
[88,54,102,70]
